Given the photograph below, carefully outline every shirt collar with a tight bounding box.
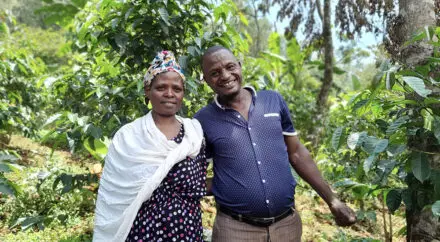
[214,85,257,110]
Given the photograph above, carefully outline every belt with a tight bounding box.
[218,206,294,227]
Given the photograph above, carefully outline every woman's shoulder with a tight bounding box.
[112,114,147,140]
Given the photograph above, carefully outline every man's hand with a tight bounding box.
[329,198,356,226]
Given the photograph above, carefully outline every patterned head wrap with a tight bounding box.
[143,50,185,87]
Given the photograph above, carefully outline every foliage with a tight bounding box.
[0,13,48,139]
[0,150,22,196]
[39,0,250,159]
[326,28,440,217]
[1,164,96,231]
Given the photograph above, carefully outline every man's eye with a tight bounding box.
[211,72,219,77]
[227,64,236,70]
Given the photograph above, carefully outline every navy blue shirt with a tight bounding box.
[194,87,298,217]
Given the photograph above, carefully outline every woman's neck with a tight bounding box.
[152,111,181,139]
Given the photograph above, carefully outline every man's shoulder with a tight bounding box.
[194,103,216,120]
[256,89,281,99]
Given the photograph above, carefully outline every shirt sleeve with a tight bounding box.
[277,92,297,136]
[194,112,214,158]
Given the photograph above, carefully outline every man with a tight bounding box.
[194,46,356,242]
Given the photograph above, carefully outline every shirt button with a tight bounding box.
[253,143,256,146]
[237,115,241,118]
[248,127,251,130]
[257,161,261,165]
[262,179,266,183]
[266,200,270,204]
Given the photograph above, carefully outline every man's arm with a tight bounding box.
[284,135,356,226]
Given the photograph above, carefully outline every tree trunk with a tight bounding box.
[397,0,436,66]
[393,1,439,241]
[316,0,333,111]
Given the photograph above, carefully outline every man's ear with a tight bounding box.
[238,61,242,67]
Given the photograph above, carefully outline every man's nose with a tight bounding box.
[220,70,231,80]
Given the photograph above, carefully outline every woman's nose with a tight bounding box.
[164,88,174,97]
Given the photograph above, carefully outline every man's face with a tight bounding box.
[202,49,242,98]
[145,71,184,117]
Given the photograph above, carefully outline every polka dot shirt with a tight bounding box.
[126,123,207,242]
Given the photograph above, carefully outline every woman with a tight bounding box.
[93,51,206,242]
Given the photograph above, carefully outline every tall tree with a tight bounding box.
[266,0,336,111]
[388,1,439,240]
[233,0,273,56]
[316,0,333,111]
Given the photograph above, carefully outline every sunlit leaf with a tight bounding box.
[401,76,432,97]
[42,113,63,128]
[347,132,366,150]
[158,8,170,26]
[363,155,376,173]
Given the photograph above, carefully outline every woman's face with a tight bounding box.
[145,71,184,117]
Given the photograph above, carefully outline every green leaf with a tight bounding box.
[114,33,129,50]
[363,155,376,173]
[333,178,358,188]
[352,74,361,90]
[20,216,45,231]
[331,127,344,151]
[386,189,402,214]
[238,12,248,26]
[385,71,396,90]
[0,154,19,162]
[42,113,63,128]
[84,124,102,139]
[362,136,379,154]
[374,139,389,153]
[83,137,108,160]
[401,76,432,97]
[0,176,17,196]
[0,163,11,172]
[347,132,367,150]
[432,201,440,217]
[411,152,431,182]
[386,116,409,135]
[352,99,368,112]
[158,8,170,26]
[387,144,407,156]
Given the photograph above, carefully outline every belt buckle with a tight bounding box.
[261,216,275,225]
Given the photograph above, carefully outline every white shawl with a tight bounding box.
[93,111,204,242]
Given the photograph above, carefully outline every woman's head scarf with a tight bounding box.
[143,50,185,87]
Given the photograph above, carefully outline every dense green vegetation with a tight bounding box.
[1,0,439,241]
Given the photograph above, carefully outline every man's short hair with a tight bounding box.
[201,45,235,67]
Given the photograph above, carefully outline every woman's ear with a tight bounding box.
[144,84,150,99]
